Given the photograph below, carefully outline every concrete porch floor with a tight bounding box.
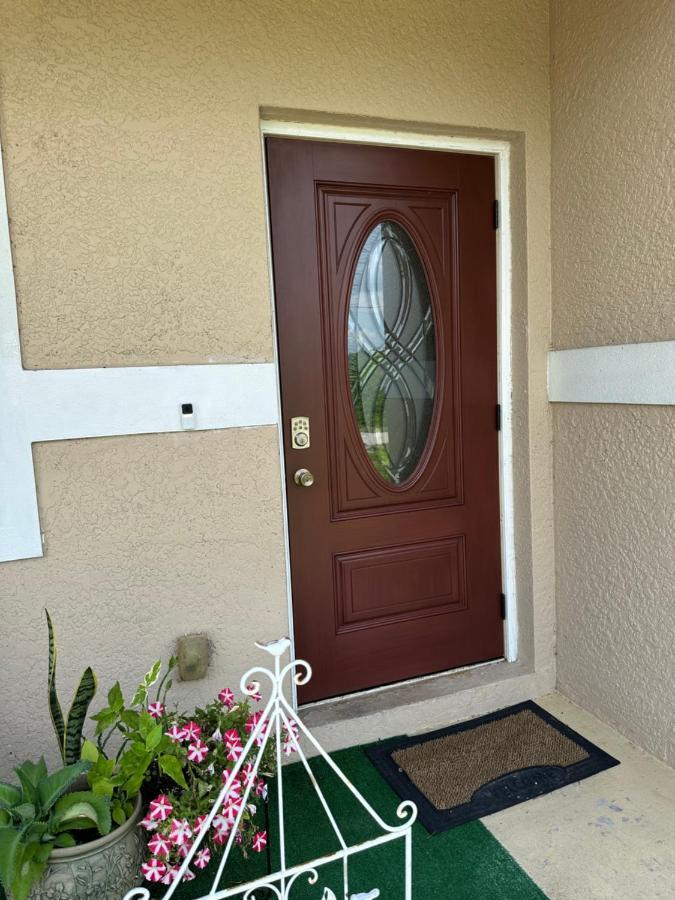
[484,693,675,899]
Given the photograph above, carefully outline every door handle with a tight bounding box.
[293,468,315,488]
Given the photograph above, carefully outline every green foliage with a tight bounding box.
[130,660,162,708]
[87,656,186,826]
[0,758,111,900]
[45,610,98,765]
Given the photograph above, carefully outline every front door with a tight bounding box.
[266,137,503,703]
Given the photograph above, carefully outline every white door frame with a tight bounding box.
[260,118,517,706]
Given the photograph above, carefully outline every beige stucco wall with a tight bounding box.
[0,0,553,775]
[551,0,675,765]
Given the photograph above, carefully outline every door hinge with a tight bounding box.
[496,403,502,431]
[500,592,506,619]
[493,199,499,230]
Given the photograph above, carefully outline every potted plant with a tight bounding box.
[0,758,113,900]
[0,612,183,899]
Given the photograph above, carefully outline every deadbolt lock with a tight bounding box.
[291,416,310,449]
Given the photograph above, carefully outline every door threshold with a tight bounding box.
[299,657,505,711]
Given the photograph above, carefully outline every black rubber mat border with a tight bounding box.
[366,700,620,833]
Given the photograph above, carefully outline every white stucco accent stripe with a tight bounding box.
[0,137,278,564]
[20,364,278,442]
[0,364,279,564]
[549,341,675,405]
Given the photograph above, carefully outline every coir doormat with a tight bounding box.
[366,700,619,833]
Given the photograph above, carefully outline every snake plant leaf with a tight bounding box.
[64,667,97,765]
[52,792,111,835]
[36,760,91,815]
[45,610,65,762]
[0,782,21,809]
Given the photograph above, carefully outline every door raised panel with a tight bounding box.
[334,537,468,634]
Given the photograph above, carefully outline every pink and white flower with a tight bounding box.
[245,712,262,735]
[165,724,185,743]
[255,777,268,801]
[147,701,165,719]
[148,794,173,822]
[283,718,300,754]
[222,795,243,824]
[147,833,171,858]
[182,720,202,741]
[245,712,268,747]
[218,687,235,708]
[140,814,158,832]
[183,868,196,882]
[246,683,262,703]
[223,728,241,745]
[194,847,211,869]
[252,830,267,853]
[285,718,300,740]
[169,817,193,847]
[194,814,208,834]
[221,771,242,797]
[178,840,193,859]
[187,739,209,763]
[141,858,167,882]
[226,742,244,762]
[212,814,230,844]
[223,729,244,761]
[241,762,256,788]
[160,865,179,885]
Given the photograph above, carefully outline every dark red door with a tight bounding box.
[266,138,503,703]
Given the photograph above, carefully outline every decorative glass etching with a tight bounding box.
[348,220,436,484]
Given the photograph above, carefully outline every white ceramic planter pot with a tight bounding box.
[23,794,144,900]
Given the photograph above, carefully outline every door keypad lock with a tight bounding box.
[291,416,310,449]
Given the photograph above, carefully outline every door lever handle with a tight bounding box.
[293,468,315,488]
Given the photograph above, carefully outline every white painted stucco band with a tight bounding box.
[549,341,675,405]
[0,141,278,563]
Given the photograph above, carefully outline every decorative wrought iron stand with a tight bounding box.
[123,637,416,900]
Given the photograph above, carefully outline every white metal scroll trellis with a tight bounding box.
[123,638,416,900]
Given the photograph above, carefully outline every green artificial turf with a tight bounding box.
[0,745,546,899]
[149,744,547,900]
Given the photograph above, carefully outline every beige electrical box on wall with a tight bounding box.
[176,633,210,681]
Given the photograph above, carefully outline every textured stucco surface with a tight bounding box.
[554,406,675,765]
[0,0,554,775]
[0,0,551,370]
[551,1,675,765]
[551,0,675,349]
[0,429,288,772]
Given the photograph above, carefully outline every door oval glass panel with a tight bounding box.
[348,220,437,485]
